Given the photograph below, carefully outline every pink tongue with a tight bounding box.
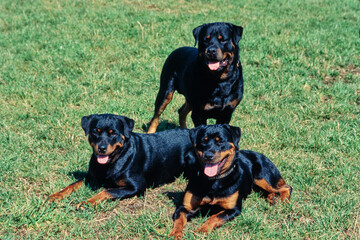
[208,61,220,71]
[97,155,109,164]
[204,163,220,177]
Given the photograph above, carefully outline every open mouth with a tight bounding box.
[203,155,228,177]
[96,155,110,164]
[206,58,228,71]
[95,146,122,164]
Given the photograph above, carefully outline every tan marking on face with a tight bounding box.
[108,129,114,134]
[195,142,235,175]
[217,143,236,175]
[91,141,124,156]
[219,51,235,80]
[218,35,223,40]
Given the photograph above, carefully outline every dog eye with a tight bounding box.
[201,137,209,144]
[93,128,101,134]
[215,137,223,143]
[108,130,117,136]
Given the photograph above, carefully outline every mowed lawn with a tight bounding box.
[0,0,359,239]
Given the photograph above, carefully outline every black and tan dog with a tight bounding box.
[148,22,244,133]
[170,125,292,239]
[49,114,195,209]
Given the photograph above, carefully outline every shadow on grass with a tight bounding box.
[68,171,102,191]
[164,191,229,219]
[142,120,178,132]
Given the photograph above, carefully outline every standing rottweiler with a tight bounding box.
[49,114,195,209]
[148,22,244,133]
[170,125,292,239]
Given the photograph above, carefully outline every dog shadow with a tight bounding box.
[67,171,102,191]
[142,120,178,132]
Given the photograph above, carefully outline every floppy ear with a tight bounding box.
[119,116,135,138]
[193,24,204,47]
[81,114,96,136]
[227,23,243,44]
[224,125,241,148]
[189,127,199,146]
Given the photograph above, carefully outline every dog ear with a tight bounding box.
[227,23,243,44]
[81,114,96,136]
[193,24,204,47]
[224,124,241,148]
[189,126,201,146]
[119,116,135,138]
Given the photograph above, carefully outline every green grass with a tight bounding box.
[0,0,359,238]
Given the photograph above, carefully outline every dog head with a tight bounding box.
[193,22,243,73]
[81,114,135,165]
[190,124,241,178]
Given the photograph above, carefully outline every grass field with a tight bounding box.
[0,0,359,239]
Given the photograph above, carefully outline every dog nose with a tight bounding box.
[98,146,107,153]
[203,151,215,160]
[206,47,217,57]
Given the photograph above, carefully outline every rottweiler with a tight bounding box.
[170,125,292,239]
[49,114,195,209]
[147,22,244,133]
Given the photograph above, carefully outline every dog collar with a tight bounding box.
[206,164,236,181]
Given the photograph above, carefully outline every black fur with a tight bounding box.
[148,22,244,133]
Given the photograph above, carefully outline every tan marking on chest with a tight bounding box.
[204,99,239,111]
[200,191,239,209]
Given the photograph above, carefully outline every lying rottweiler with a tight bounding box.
[147,22,244,133]
[170,125,292,239]
[49,114,195,209]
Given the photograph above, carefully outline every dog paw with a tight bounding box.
[169,229,183,240]
[48,193,62,203]
[195,225,211,235]
[76,201,88,210]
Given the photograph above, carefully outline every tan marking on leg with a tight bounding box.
[179,101,191,129]
[147,91,174,133]
[254,178,292,204]
[183,191,201,212]
[76,190,114,210]
[48,179,84,202]
[196,210,226,234]
[169,211,187,240]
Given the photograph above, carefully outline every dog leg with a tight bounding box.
[49,179,84,202]
[196,208,241,234]
[254,178,292,205]
[178,101,191,129]
[148,86,175,133]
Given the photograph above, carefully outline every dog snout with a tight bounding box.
[98,145,107,154]
[206,46,218,58]
[203,151,215,161]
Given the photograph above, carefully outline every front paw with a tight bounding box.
[169,229,183,240]
[195,225,211,235]
[76,201,88,210]
[48,192,63,203]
